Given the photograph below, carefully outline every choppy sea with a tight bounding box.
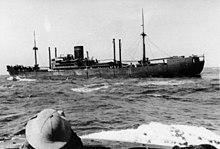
[0,67,219,148]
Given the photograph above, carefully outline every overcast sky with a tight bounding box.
[0,0,219,74]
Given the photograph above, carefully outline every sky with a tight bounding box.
[0,0,219,74]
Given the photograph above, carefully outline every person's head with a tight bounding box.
[25,109,72,149]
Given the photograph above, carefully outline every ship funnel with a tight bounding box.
[74,46,84,59]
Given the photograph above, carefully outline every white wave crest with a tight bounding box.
[71,83,109,93]
[19,78,36,82]
[137,80,194,86]
[7,76,19,81]
[148,93,163,97]
[7,76,36,82]
[81,122,220,148]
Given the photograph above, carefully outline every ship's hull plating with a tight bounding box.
[7,60,205,79]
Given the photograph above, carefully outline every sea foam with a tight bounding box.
[81,122,220,148]
[7,76,36,82]
[71,83,109,93]
[137,80,194,86]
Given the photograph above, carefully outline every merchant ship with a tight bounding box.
[6,11,205,80]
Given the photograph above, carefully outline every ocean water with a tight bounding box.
[0,67,219,148]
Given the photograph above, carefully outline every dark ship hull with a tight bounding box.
[7,55,204,80]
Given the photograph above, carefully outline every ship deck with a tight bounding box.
[2,136,172,149]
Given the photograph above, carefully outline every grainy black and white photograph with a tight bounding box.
[0,0,219,148]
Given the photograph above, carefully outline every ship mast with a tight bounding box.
[141,9,146,65]
[33,31,38,68]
